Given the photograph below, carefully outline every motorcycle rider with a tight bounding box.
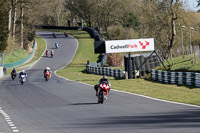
[55,42,59,48]
[45,49,49,56]
[94,75,111,96]
[51,49,54,57]
[11,68,17,79]
[19,70,27,78]
[43,67,52,78]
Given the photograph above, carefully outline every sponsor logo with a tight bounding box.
[110,41,150,50]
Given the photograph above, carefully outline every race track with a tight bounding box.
[0,31,200,133]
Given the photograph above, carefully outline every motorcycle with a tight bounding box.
[44,71,51,81]
[97,81,110,104]
[52,33,56,38]
[51,52,54,58]
[46,51,49,57]
[11,73,17,80]
[64,32,68,37]
[55,43,59,49]
[19,74,26,85]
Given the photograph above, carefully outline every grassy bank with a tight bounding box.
[157,55,200,72]
[4,49,28,64]
[56,30,200,106]
[6,36,46,74]
[26,36,46,63]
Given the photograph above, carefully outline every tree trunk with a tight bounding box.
[20,2,24,48]
[12,0,17,42]
[8,6,12,38]
[167,0,177,58]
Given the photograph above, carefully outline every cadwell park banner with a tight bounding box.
[105,38,154,53]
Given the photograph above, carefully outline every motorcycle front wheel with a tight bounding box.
[45,77,48,81]
[98,92,104,104]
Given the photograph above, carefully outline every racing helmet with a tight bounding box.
[102,75,108,81]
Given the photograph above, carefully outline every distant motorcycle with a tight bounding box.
[64,32,68,37]
[45,51,49,57]
[19,75,26,85]
[51,51,54,58]
[55,43,59,49]
[52,33,56,38]
[44,71,51,81]
[11,73,17,80]
[97,81,110,104]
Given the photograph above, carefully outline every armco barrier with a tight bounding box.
[4,40,36,68]
[151,69,200,87]
[86,65,124,79]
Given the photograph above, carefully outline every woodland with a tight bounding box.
[0,0,200,61]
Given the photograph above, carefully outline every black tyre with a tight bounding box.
[45,77,48,81]
[100,92,104,104]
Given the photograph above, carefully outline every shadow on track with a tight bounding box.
[71,102,98,105]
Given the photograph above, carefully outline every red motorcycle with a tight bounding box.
[97,81,110,104]
[44,71,50,81]
[45,51,49,57]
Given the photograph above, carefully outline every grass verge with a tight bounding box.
[4,49,28,64]
[157,55,200,72]
[55,29,200,106]
[6,36,46,74]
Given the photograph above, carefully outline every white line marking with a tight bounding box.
[8,122,13,124]
[11,127,17,129]
[5,117,10,120]
[9,124,15,127]
[4,115,10,118]
[6,119,12,122]
[13,130,19,132]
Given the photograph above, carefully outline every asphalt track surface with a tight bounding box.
[1,32,200,133]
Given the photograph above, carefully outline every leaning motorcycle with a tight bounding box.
[11,73,17,80]
[97,81,110,104]
[44,71,51,81]
[19,75,26,85]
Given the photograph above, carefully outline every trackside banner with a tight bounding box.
[105,38,154,53]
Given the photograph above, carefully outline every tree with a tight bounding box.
[0,0,9,52]
[66,0,97,27]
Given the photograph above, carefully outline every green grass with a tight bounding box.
[55,29,200,106]
[4,49,28,64]
[6,36,46,74]
[56,30,99,76]
[27,36,46,63]
[157,55,200,72]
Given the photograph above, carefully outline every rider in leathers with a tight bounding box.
[19,70,27,78]
[94,75,111,96]
[43,67,52,78]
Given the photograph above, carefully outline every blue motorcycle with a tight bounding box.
[55,43,59,48]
